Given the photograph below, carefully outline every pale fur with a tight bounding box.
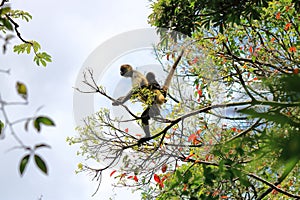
[131,70,148,88]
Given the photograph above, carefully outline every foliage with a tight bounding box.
[0,0,54,176]
[71,0,300,199]
[148,0,300,35]
[0,1,51,66]
[148,0,300,199]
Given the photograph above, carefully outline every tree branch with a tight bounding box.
[249,173,300,199]
[0,68,10,74]
[0,0,7,7]
[224,119,262,143]
[5,15,32,45]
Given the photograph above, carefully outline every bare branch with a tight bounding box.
[77,69,140,119]
[0,68,10,74]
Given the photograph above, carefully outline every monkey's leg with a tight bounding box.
[149,104,160,117]
[141,107,151,138]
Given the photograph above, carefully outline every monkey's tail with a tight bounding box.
[162,50,184,93]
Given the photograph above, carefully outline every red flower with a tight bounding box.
[197,89,202,96]
[183,184,188,191]
[159,182,164,188]
[154,174,160,183]
[275,12,281,19]
[289,46,296,53]
[188,134,199,145]
[271,37,275,43]
[191,57,199,64]
[184,153,195,161]
[221,196,229,199]
[284,23,292,31]
[153,174,164,188]
[249,46,253,54]
[161,164,167,173]
[110,170,117,177]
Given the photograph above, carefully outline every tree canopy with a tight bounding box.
[71,0,300,199]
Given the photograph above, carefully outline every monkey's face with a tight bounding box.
[120,64,133,77]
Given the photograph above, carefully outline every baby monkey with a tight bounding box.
[146,72,166,105]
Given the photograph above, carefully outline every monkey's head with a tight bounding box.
[120,64,133,77]
[146,72,155,81]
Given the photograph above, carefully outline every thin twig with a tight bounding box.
[5,15,33,45]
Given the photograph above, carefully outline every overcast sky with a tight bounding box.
[0,0,152,199]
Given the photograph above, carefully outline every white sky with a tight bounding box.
[0,0,152,199]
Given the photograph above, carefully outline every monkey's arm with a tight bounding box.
[112,90,133,106]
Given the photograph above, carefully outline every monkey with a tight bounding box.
[112,65,166,106]
[112,64,148,106]
[112,65,166,138]
[112,50,185,141]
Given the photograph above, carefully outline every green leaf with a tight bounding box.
[34,52,52,67]
[0,7,12,15]
[13,43,32,54]
[16,81,28,100]
[41,59,47,67]
[32,41,41,53]
[34,119,41,132]
[26,44,31,54]
[183,170,192,183]
[2,19,13,31]
[0,120,4,136]
[19,154,30,176]
[34,116,55,132]
[34,154,48,175]
[278,157,299,183]
[36,116,55,126]
[239,176,251,187]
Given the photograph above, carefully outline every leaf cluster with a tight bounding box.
[149,0,300,36]
[0,2,52,66]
